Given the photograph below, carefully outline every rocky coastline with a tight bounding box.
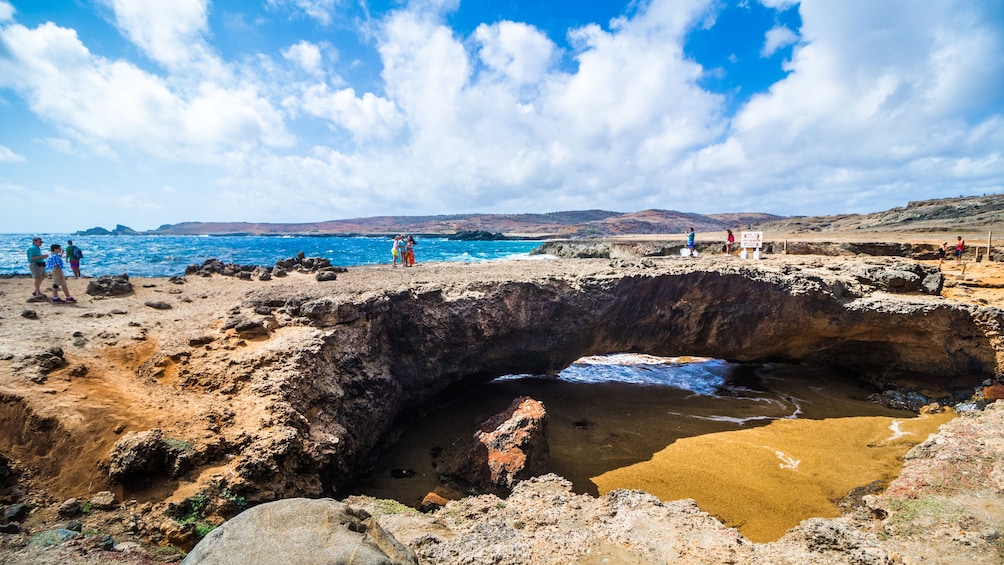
[1,248,1003,563]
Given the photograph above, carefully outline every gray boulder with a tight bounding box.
[107,429,165,481]
[89,490,117,510]
[4,502,29,523]
[34,347,66,373]
[182,498,417,565]
[921,272,944,294]
[86,274,133,297]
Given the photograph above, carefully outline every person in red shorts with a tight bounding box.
[65,239,83,277]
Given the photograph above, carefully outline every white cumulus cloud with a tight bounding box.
[762,25,798,57]
[0,1,13,23]
[102,0,216,72]
[267,0,339,26]
[282,41,325,76]
[0,0,1001,232]
[291,84,405,141]
[474,21,556,86]
[0,144,24,162]
[0,21,293,160]
[720,0,1004,212]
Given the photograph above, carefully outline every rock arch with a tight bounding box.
[192,259,1004,500]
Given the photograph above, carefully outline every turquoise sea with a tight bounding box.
[0,234,542,278]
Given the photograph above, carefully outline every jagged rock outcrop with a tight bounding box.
[348,472,944,564]
[74,224,137,236]
[185,255,348,280]
[435,396,549,494]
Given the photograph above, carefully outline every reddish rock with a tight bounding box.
[476,396,549,489]
[435,396,549,494]
[419,492,449,512]
[983,382,1004,401]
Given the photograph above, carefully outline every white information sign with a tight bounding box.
[740,231,763,249]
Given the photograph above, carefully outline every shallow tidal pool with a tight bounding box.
[350,355,955,542]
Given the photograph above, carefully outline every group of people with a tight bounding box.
[685,228,735,257]
[391,235,417,267]
[26,237,83,303]
[937,236,966,269]
[689,230,972,268]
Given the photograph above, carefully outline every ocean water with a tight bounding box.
[0,234,542,277]
[500,353,732,395]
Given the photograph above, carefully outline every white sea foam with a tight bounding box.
[766,447,801,470]
[554,354,729,395]
[668,412,779,425]
[885,419,911,442]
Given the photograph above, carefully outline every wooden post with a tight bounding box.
[988,230,993,263]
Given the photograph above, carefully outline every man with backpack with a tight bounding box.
[65,240,83,277]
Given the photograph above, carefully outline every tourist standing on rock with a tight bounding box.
[955,236,965,264]
[405,236,417,266]
[64,239,83,278]
[45,244,75,303]
[687,228,696,257]
[26,236,48,298]
[725,229,735,255]
[391,235,403,267]
[938,242,948,269]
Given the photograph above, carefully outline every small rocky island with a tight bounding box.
[1,248,1003,564]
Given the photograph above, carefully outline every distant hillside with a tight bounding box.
[751,194,1004,234]
[120,209,783,237]
[79,195,1003,237]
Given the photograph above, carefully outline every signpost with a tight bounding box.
[740,231,763,259]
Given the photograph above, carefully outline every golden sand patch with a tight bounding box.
[591,412,955,542]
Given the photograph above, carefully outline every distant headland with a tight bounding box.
[75,194,1004,238]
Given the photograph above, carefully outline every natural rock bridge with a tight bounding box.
[215,256,1003,500]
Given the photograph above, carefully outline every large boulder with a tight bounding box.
[849,261,942,294]
[33,347,66,373]
[435,396,549,494]
[107,429,166,481]
[86,274,134,297]
[181,498,417,565]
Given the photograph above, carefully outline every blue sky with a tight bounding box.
[0,0,1002,232]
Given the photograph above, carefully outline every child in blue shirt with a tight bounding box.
[46,244,76,303]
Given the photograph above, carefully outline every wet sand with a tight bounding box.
[592,411,954,542]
